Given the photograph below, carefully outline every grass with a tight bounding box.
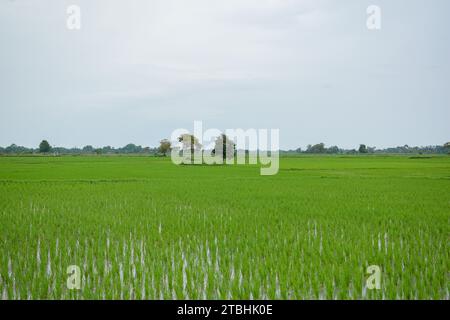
[0,155,448,299]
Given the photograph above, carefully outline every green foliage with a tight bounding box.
[444,142,450,154]
[326,146,340,154]
[178,134,201,164]
[0,156,448,299]
[39,140,51,153]
[305,143,326,154]
[82,145,94,153]
[359,144,368,153]
[158,139,171,156]
[121,143,143,154]
[212,134,235,160]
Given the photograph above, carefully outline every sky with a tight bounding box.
[0,0,449,150]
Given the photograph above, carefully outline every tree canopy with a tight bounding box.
[158,139,171,156]
[212,134,235,160]
[39,140,51,153]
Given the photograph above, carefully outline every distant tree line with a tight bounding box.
[284,142,450,155]
[0,142,158,155]
[0,140,449,155]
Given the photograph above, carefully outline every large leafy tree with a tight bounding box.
[178,134,201,164]
[305,143,326,154]
[39,140,51,153]
[158,139,171,156]
[359,144,368,153]
[212,134,235,160]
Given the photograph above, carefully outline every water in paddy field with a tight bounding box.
[0,156,448,299]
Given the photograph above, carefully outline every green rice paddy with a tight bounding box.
[0,155,448,299]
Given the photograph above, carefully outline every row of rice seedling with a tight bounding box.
[0,156,448,299]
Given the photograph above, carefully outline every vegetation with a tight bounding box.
[290,143,448,155]
[212,134,236,160]
[0,140,449,156]
[0,143,157,155]
[177,134,202,164]
[0,155,448,299]
[158,139,172,157]
[359,144,368,154]
[38,140,51,153]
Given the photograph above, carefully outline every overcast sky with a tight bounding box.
[0,0,449,149]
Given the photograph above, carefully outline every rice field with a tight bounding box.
[0,155,448,299]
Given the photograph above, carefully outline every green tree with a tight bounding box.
[39,140,51,153]
[82,145,94,153]
[121,143,142,154]
[359,144,368,153]
[306,143,326,154]
[212,134,235,161]
[444,142,450,154]
[326,146,340,154]
[178,134,201,164]
[158,139,171,156]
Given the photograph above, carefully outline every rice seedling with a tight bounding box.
[0,155,448,299]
